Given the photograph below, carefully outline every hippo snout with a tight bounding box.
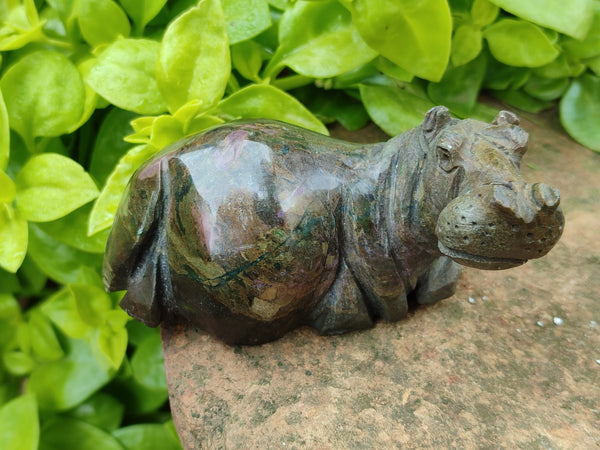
[435,184,564,270]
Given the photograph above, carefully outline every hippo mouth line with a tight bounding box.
[437,242,527,270]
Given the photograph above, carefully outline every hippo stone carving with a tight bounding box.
[103,106,564,345]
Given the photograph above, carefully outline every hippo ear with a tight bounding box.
[492,110,520,126]
[422,106,451,143]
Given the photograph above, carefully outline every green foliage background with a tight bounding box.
[0,0,598,447]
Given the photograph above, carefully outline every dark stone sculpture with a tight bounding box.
[103,106,564,345]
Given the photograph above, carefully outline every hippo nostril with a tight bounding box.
[532,183,560,210]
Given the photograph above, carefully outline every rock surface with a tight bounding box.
[162,110,600,449]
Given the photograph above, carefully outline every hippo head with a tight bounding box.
[418,106,564,270]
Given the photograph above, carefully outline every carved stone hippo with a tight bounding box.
[103,106,564,345]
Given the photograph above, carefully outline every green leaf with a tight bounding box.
[89,144,159,236]
[0,170,15,204]
[222,0,271,44]
[38,204,109,254]
[113,423,182,450]
[3,351,35,376]
[40,287,91,339]
[523,75,569,101]
[484,19,559,68]
[94,321,128,369]
[488,0,594,40]
[266,0,377,78]
[342,0,452,82]
[28,337,116,411]
[491,88,553,113]
[87,39,168,115]
[561,3,600,59]
[0,204,27,273]
[119,0,167,33]
[470,0,498,27]
[587,55,600,77]
[66,392,124,432]
[157,0,230,113]
[560,74,600,152]
[89,108,139,186]
[29,309,65,361]
[428,54,487,117]
[78,0,131,47]
[0,89,8,170]
[40,417,124,450]
[15,153,99,222]
[27,224,103,285]
[106,362,168,415]
[533,54,586,79]
[0,293,21,323]
[69,283,112,326]
[231,40,263,82]
[359,83,435,135]
[130,333,167,391]
[451,25,482,67]
[0,51,85,145]
[373,57,414,83]
[0,394,39,450]
[215,84,328,134]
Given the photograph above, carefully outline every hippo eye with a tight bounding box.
[437,144,455,172]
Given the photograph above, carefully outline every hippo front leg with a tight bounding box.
[308,261,373,335]
[415,256,462,305]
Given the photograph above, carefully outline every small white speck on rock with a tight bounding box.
[536,321,544,327]
[553,317,563,325]
[596,359,600,366]
[482,295,488,301]
[468,297,475,304]
[516,329,522,333]
[590,320,598,328]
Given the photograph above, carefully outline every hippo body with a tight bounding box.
[104,107,564,345]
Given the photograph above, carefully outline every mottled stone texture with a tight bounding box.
[163,111,600,448]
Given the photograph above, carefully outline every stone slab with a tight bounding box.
[162,110,600,449]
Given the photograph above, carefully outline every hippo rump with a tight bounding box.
[103,106,564,345]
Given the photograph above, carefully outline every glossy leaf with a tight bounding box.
[342,0,452,81]
[130,333,167,391]
[266,0,376,78]
[28,337,116,411]
[488,0,593,39]
[29,309,65,361]
[94,320,128,369]
[560,74,600,151]
[231,40,263,82]
[3,351,35,375]
[27,224,103,285]
[470,0,498,27]
[215,84,328,134]
[89,108,139,185]
[15,153,99,222]
[484,19,559,68]
[107,365,168,414]
[67,392,124,432]
[428,54,487,117]
[359,84,435,135]
[451,25,482,67]
[89,144,159,236]
[561,3,600,59]
[113,423,182,450]
[533,54,586,80]
[157,0,230,113]
[0,89,8,170]
[40,287,91,339]
[491,89,553,113]
[523,75,569,101]
[119,0,167,33]
[78,0,131,47]
[39,417,124,450]
[222,0,271,44]
[0,51,85,145]
[38,204,109,254]
[0,394,39,450]
[0,204,27,273]
[87,39,167,115]
[69,283,112,326]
